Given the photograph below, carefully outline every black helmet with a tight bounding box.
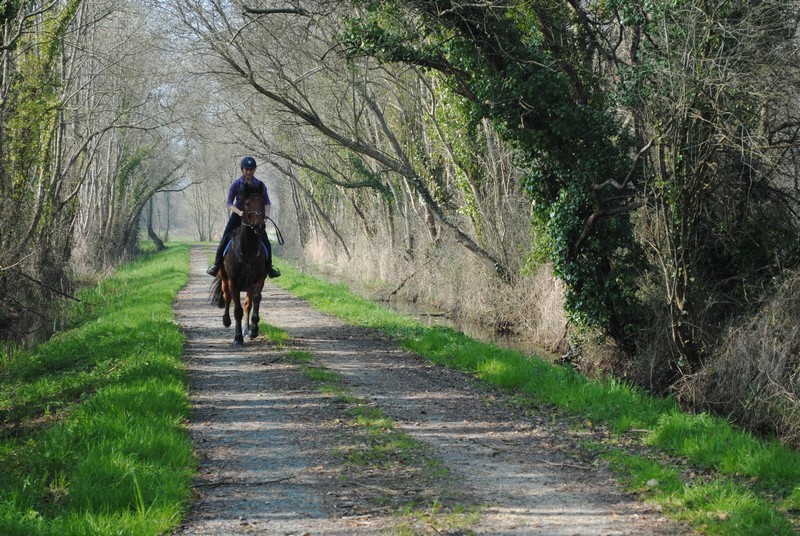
[240,156,257,169]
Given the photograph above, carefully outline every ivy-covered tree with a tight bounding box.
[341,0,800,381]
[341,1,645,352]
[1,0,190,343]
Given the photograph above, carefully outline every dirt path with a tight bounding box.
[174,246,688,535]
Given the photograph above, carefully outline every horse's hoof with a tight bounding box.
[233,338,244,347]
[223,316,231,328]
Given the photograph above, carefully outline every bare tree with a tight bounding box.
[1,0,193,343]
[67,0,189,269]
[165,0,516,281]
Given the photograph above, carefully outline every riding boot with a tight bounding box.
[267,257,281,279]
[206,241,224,276]
[208,213,242,276]
[207,230,232,276]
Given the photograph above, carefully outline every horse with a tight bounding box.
[209,184,267,346]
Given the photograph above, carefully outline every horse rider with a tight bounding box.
[206,156,281,278]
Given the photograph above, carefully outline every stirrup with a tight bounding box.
[267,265,281,278]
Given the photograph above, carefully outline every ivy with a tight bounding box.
[348,153,393,200]
[341,1,645,350]
[4,0,82,204]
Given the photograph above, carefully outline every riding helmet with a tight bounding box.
[240,156,257,169]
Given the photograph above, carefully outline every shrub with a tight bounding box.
[678,272,800,447]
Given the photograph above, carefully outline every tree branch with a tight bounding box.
[573,201,645,255]
[242,6,309,16]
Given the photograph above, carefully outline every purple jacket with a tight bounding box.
[226,176,271,210]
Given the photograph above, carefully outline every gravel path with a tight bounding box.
[173,246,688,535]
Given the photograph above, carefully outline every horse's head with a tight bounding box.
[242,184,265,228]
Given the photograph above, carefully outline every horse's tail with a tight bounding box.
[209,277,225,308]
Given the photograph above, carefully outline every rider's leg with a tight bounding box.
[207,213,241,275]
[259,226,281,278]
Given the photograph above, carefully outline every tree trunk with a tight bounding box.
[147,198,165,251]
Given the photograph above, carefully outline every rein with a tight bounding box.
[229,191,283,271]
[242,209,264,228]
[266,216,285,245]
[233,191,266,270]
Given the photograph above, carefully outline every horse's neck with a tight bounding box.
[237,225,260,252]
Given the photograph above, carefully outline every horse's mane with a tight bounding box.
[243,181,265,200]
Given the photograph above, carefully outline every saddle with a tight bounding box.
[223,238,269,259]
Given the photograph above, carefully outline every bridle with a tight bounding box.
[241,191,265,229]
[242,208,264,229]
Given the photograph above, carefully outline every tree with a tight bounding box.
[340,1,645,350]
[167,0,517,282]
[341,0,800,382]
[67,0,189,268]
[1,0,192,343]
[608,0,800,376]
[1,0,84,341]
[162,0,800,394]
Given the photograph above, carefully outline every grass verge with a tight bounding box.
[0,244,193,536]
[272,260,800,535]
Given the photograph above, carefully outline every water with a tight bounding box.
[377,295,559,362]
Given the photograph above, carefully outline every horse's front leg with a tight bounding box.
[248,281,265,340]
[232,287,244,346]
[242,294,252,339]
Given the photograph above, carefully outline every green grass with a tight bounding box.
[272,260,800,534]
[0,244,194,536]
[393,502,481,536]
[606,452,791,535]
[303,366,341,384]
[260,323,290,348]
[286,349,314,363]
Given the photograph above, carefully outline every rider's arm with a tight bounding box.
[227,178,243,216]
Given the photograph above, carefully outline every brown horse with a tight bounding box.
[210,185,267,346]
